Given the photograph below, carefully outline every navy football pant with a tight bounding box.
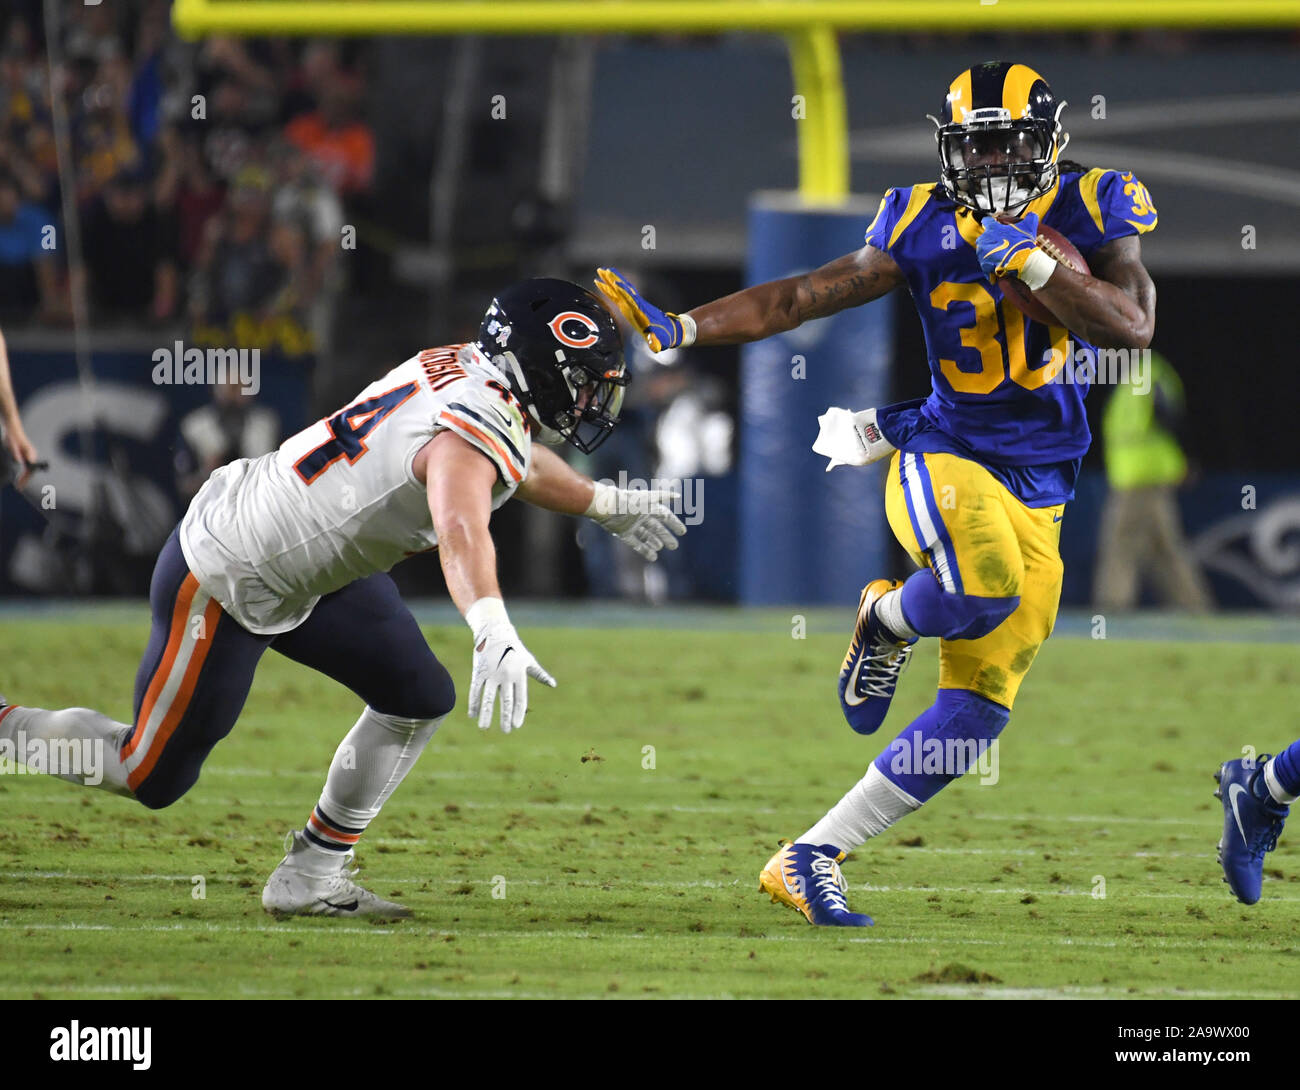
[123,529,455,809]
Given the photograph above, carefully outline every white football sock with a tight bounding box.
[0,705,133,796]
[303,706,444,854]
[1264,757,1299,805]
[876,588,919,642]
[799,764,920,853]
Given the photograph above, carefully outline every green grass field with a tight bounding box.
[1,607,1298,1000]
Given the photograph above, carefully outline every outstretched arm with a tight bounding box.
[514,442,595,515]
[596,244,903,351]
[518,444,686,562]
[690,244,905,346]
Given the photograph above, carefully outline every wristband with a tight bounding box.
[466,596,509,636]
[676,313,697,348]
[583,479,618,518]
[1019,247,1058,292]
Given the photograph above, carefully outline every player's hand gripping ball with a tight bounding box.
[977,214,1091,327]
[976,212,1045,282]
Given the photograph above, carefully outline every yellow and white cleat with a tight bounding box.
[759,840,873,927]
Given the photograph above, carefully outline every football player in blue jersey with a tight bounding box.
[597,61,1158,926]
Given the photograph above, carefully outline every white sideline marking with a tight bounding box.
[0,791,1203,826]
[0,794,778,815]
[0,921,624,940]
[912,984,1297,1000]
[4,870,1293,904]
[0,922,1267,955]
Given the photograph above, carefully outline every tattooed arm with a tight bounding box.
[685,245,904,347]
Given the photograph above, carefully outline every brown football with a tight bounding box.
[996,223,1089,329]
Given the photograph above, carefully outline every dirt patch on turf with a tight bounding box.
[913,963,1002,985]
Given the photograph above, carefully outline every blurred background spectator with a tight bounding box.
[77,164,177,323]
[0,168,59,321]
[1093,351,1214,612]
[175,376,279,500]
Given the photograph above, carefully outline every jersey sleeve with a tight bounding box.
[1078,168,1158,251]
[435,381,530,486]
[863,187,910,254]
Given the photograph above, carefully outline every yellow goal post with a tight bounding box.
[172,0,1300,201]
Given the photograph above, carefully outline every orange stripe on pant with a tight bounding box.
[126,594,224,791]
[122,574,200,762]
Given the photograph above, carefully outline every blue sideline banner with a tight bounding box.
[0,346,310,596]
[739,193,893,606]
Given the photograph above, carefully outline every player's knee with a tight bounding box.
[938,688,1010,742]
[933,591,1020,640]
[374,660,456,720]
[132,776,192,811]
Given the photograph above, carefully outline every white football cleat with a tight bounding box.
[262,831,412,919]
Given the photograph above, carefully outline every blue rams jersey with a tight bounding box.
[867,168,1157,506]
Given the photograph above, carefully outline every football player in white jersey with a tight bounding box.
[0,279,685,918]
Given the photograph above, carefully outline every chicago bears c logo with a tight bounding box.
[548,311,600,349]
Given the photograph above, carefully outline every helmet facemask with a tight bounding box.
[931,102,1068,216]
[497,351,627,455]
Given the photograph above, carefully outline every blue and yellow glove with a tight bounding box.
[975,212,1056,290]
[595,267,695,352]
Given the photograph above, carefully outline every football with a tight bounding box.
[996,223,1090,328]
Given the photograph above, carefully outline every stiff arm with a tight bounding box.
[688,244,904,346]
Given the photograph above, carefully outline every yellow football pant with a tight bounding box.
[883,451,1065,710]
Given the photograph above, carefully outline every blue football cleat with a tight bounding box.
[1215,757,1289,905]
[839,579,916,735]
[759,840,874,927]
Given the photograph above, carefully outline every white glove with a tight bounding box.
[584,481,687,562]
[465,598,556,733]
[812,406,897,472]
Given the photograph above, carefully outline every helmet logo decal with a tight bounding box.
[548,311,601,349]
[485,318,512,347]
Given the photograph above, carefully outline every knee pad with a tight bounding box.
[901,569,1019,641]
[946,594,1020,640]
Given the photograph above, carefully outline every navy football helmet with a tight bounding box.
[478,278,627,455]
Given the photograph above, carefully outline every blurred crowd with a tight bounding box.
[0,2,374,354]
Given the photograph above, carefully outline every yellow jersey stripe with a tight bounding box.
[888,184,937,249]
[1079,167,1109,235]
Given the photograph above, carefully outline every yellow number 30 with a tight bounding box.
[929,280,1068,395]
[1121,172,1156,219]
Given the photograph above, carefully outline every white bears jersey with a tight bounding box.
[179,343,532,635]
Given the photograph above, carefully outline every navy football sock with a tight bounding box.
[873,688,1010,804]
